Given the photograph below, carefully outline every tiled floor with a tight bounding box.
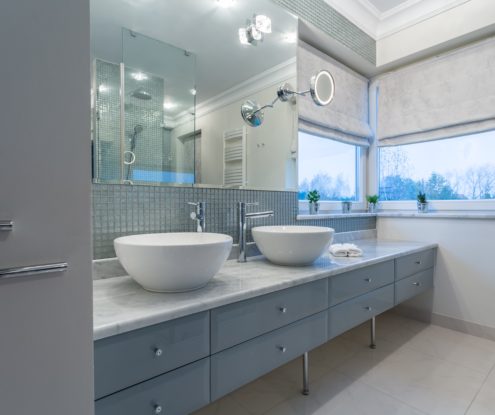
[193,312,495,415]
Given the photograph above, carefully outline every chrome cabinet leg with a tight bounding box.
[302,352,309,395]
[370,316,376,349]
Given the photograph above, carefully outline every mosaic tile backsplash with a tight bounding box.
[275,0,376,65]
[93,183,376,259]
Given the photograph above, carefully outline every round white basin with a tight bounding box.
[114,233,233,292]
[252,226,334,266]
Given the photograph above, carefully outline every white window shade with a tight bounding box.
[375,37,495,146]
[298,41,372,147]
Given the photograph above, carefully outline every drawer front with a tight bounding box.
[211,279,328,353]
[329,260,394,306]
[94,312,209,399]
[211,311,327,400]
[95,358,210,415]
[396,249,435,280]
[395,268,434,304]
[328,284,394,340]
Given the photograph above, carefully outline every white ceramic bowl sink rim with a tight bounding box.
[252,225,334,266]
[114,232,233,293]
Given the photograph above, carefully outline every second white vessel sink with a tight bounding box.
[114,232,232,292]
[252,226,334,266]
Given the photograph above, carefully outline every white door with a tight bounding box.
[0,1,94,414]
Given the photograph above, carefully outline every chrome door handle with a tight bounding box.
[0,262,68,280]
[0,220,13,231]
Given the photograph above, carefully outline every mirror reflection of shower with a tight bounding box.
[124,124,144,181]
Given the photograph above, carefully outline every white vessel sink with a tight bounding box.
[252,226,334,266]
[114,233,233,292]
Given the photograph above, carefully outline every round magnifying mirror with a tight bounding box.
[310,70,335,106]
[241,100,264,127]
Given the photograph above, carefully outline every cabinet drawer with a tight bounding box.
[211,311,327,400]
[329,260,394,306]
[396,249,435,280]
[95,358,209,415]
[328,284,394,340]
[395,268,434,304]
[211,279,328,353]
[94,312,209,399]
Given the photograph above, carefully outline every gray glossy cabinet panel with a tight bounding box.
[95,358,210,415]
[329,260,394,306]
[94,312,209,399]
[211,280,328,353]
[396,249,435,281]
[395,268,434,304]
[328,284,394,340]
[211,311,327,400]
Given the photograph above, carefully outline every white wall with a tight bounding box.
[378,217,495,334]
[377,0,495,66]
[171,76,298,190]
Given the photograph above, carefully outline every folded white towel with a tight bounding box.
[329,243,363,257]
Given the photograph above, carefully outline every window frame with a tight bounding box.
[298,136,367,213]
[372,137,495,212]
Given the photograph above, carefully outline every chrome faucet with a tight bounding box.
[188,202,206,232]
[238,202,274,262]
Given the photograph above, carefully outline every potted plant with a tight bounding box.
[307,190,320,215]
[417,192,428,213]
[366,195,379,213]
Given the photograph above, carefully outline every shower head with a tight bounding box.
[131,88,152,100]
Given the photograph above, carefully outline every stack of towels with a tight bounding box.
[329,243,363,257]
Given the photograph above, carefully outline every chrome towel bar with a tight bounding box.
[0,262,68,280]
[0,220,13,231]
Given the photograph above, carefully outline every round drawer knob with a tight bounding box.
[277,345,287,353]
[364,278,372,283]
[412,282,421,287]
[415,260,422,265]
[154,404,163,414]
[279,307,287,313]
[154,348,163,357]
[364,306,372,312]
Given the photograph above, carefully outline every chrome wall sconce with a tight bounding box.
[241,70,335,127]
[239,14,272,46]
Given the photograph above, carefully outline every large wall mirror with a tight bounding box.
[90,0,298,191]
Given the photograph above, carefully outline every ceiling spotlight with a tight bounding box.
[190,88,197,96]
[131,72,148,81]
[163,101,176,110]
[282,32,297,44]
[98,84,109,93]
[254,15,272,34]
[239,14,272,46]
[216,0,235,8]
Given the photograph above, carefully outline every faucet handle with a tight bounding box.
[187,202,200,206]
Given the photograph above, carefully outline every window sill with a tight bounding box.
[377,211,495,220]
[297,212,376,220]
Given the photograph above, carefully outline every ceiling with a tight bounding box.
[324,0,470,39]
[91,0,297,117]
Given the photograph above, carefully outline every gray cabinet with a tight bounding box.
[396,249,435,280]
[395,268,434,304]
[94,312,209,399]
[95,358,210,415]
[329,260,394,306]
[211,311,327,400]
[328,285,395,340]
[211,279,328,353]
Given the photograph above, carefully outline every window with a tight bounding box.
[379,131,495,201]
[298,131,360,202]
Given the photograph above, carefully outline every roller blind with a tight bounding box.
[375,37,495,146]
[298,41,372,147]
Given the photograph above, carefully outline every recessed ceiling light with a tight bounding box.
[239,28,250,45]
[254,15,272,34]
[282,32,297,44]
[131,72,148,81]
[163,101,176,110]
[216,0,235,8]
[190,88,197,96]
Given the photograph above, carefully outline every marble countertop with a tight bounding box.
[93,239,437,341]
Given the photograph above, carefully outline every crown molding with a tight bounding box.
[324,0,471,40]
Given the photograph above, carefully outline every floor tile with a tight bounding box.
[192,395,251,415]
[335,344,486,415]
[466,368,495,415]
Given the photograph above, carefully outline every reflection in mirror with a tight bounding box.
[90,0,298,191]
